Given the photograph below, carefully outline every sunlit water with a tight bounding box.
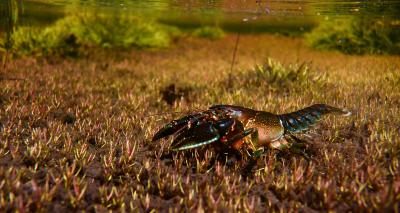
[3,0,400,32]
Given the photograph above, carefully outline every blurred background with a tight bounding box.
[1,0,399,58]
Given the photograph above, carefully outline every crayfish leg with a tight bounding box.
[269,138,290,150]
[287,134,312,160]
[231,140,244,150]
[271,135,311,160]
[289,143,311,160]
[241,148,265,178]
[225,128,256,149]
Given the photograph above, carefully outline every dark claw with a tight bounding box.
[214,118,235,133]
[171,122,220,151]
[152,113,204,141]
[170,118,236,150]
[152,122,179,141]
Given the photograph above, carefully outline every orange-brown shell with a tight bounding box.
[243,111,284,147]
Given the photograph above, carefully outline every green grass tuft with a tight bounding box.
[230,58,327,93]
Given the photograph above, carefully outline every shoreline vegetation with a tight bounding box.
[1,10,399,57]
[1,33,400,211]
[0,12,313,58]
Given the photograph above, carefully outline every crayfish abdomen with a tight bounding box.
[153,104,351,158]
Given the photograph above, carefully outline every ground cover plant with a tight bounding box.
[1,33,400,212]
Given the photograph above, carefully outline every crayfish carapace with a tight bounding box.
[152,104,351,159]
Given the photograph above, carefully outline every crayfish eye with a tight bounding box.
[214,119,235,133]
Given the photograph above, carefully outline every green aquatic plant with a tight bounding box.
[0,0,21,66]
[11,23,79,56]
[306,18,400,55]
[5,12,230,57]
[192,26,225,40]
[70,14,176,49]
[8,13,182,56]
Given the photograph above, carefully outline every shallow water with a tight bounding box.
[0,0,399,56]
[3,0,400,31]
[20,0,400,15]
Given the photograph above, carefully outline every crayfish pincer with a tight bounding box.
[152,104,351,159]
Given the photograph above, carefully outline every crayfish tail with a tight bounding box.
[279,104,351,133]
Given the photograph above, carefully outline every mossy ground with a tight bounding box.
[1,34,400,212]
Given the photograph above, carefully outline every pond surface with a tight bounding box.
[0,1,399,55]
[3,0,400,32]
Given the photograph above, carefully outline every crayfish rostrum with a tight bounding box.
[153,104,351,159]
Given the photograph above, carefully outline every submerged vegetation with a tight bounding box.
[0,11,227,57]
[306,18,400,55]
[306,3,400,55]
[5,14,181,56]
[0,0,20,67]
[192,26,225,40]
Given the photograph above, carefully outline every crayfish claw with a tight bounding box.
[152,123,176,141]
[152,113,205,141]
[171,122,220,151]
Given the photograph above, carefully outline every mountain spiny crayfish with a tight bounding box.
[152,104,351,159]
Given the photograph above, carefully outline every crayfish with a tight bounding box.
[153,104,351,160]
